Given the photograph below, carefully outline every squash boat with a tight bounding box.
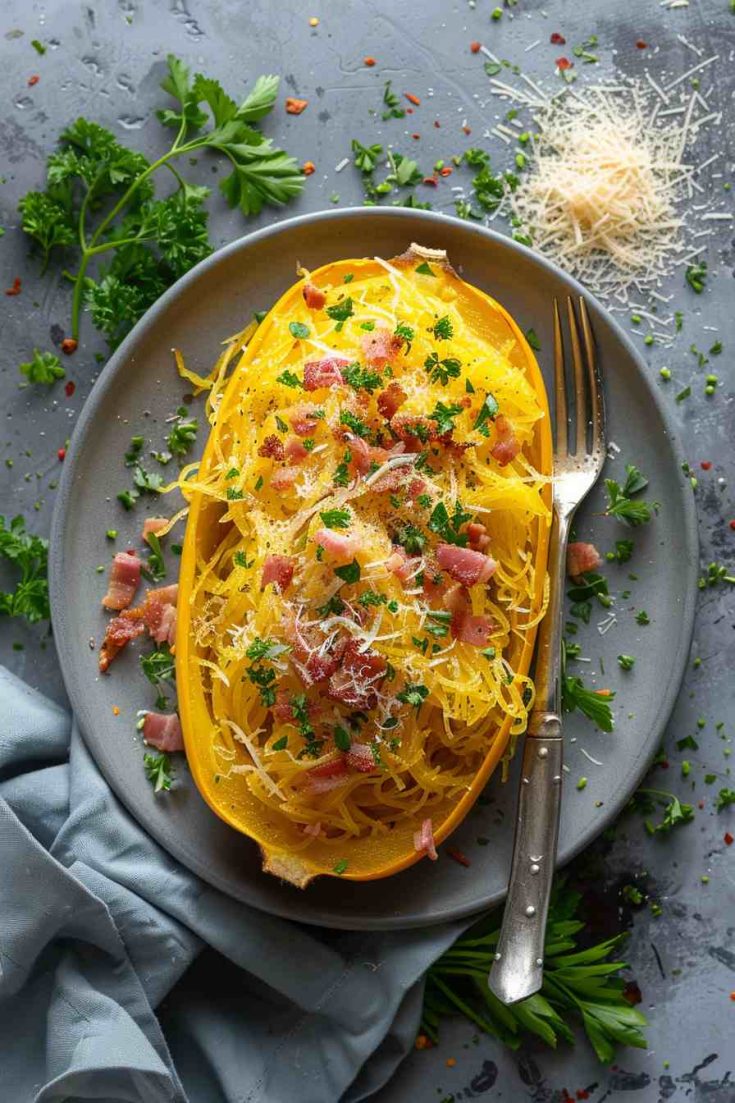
[176,244,552,887]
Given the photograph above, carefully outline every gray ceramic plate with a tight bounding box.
[50,208,697,930]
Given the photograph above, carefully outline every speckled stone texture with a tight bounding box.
[0,0,733,1099]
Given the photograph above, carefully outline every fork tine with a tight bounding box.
[578,297,604,456]
[552,299,567,455]
[566,297,587,455]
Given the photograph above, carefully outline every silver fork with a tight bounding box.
[488,296,606,1005]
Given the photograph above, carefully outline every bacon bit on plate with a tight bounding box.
[303,357,349,391]
[61,338,78,354]
[261,554,295,592]
[413,817,438,860]
[730,520,735,531]
[363,56,376,67]
[143,594,177,646]
[434,119,441,128]
[5,277,21,296]
[64,380,76,397]
[550,32,566,44]
[143,711,184,752]
[491,414,520,466]
[99,614,145,672]
[436,544,497,587]
[302,282,326,309]
[377,381,407,420]
[405,92,421,106]
[258,434,286,460]
[313,527,361,563]
[142,516,169,541]
[700,461,712,471]
[28,74,40,86]
[415,1035,432,1050]
[567,541,601,578]
[462,125,471,135]
[725,832,734,846]
[556,56,573,71]
[446,846,471,867]
[285,97,308,115]
[423,176,438,187]
[636,39,648,49]
[470,40,482,53]
[439,165,453,177]
[302,160,316,176]
[411,132,421,140]
[102,551,142,610]
[57,447,66,462]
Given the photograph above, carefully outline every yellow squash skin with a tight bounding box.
[176,245,552,887]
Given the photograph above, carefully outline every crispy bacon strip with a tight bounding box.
[102,552,141,611]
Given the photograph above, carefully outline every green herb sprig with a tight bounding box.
[0,514,50,624]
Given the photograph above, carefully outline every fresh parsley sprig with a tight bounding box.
[604,465,658,526]
[0,515,50,624]
[422,880,647,1064]
[19,55,303,348]
[144,751,174,792]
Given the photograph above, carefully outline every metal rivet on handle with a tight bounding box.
[525,905,536,917]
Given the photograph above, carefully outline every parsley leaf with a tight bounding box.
[276,369,304,389]
[319,508,351,530]
[474,393,500,430]
[334,559,361,584]
[394,322,415,352]
[429,400,464,436]
[397,682,429,709]
[425,352,461,386]
[166,415,198,456]
[339,410,370,438]
[381,81,406,120]
[0,514,50,624]
[432,315,454,341]
[605,465,657,526]
[685,260,707,294]
[715,788,735,812]
[289,320,310,339]
[19,349,65,385]
[351,139,383,173]
[140,645,175,708]
[395,523,426,555]
[144,751,174,793]
[341,362,382,393]
[326,296,354,331]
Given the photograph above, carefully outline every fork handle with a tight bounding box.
[487,717,563,1004]
[488,507,571,1004]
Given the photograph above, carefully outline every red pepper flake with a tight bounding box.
[636,39,648,49]
[725,832,734,846]
[57,447,66,462]
[700,461,712,470]
[28,74,40,86]
[440,165,453,177]
[423,175,438,186]
[285,97,309,115]
[405,92,421,106]
[406,106,414,114]
[622,980,642,1006]
[462,125,472,135]
[698,799,705,809]
[556,56,573,71]
[730,992,735,1001]
[550,32,566,45]
[363,56,376,67]
[5,277,21,296]
[302,160,316,176]
[730,520,735,531]
[576,1092,591,1102]
[415,1034,432,1050]
[434,119,441,128]
[64,380,76,398]
[445,1057,457,1068]
[411,132,421,140]
[61,337,78,355]
[446,846,470,867]
[470,41,482,53]
[112,705,120,716]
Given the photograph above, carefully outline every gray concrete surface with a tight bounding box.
[1,0,733,1099]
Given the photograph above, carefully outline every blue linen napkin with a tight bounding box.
[0,666,466,1102]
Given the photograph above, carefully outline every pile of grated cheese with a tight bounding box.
[508,86,695,299]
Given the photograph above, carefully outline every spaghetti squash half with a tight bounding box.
[176,244,551,886]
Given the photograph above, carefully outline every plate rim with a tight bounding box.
[50,206,699,930]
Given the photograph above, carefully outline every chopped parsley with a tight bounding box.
[425,352,461,386]
[142,532,166,582]
[562,676,615,731]
[166,415,198,456]
[633,789,694,835]
[358,589,387,607]
[394,322,415,352]
[275,414,289,433]
[635,610,650,626]
[341,362,383,393]
[474,392,499,431]
[276,369,304,389]
[395,523,426,555]
[685,260,707,294]
[319,507,351,530]
[715,788,735,812]
[144,752,174,793]
[525,327,541,351]
[605,465,658,526]
[272,735,288,751]
[432,315,454,341]
[334,559,361,584]
[316,594,345,616]
[334,726,352,751]
[428,500,471,546]
[289,320,310,339]
[19,349,65,385]
[606,539,634,564]
[333,449,352,486]
[415,261,435,277]
[429,400,464,436]
[381,80,405,120]
[140,645,175,709]
[325,296,354,331]
[351,139,383,173]
[246,637,289,662]
[333,859,349,875]
[397,682,429,709]
[0,514,50,624]
[617,654,636,671]
[339,410,370,438]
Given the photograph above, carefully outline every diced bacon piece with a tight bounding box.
[303,357,349,391]
[102,551,142,611]
[273,690,321,722]
[413,817,438,861]
[408,478,426,499]
[286,402,323,436]
[491,414,520,467]
[377,381,407,420]
[369,468,423,498]
[390,413,439,444]
[327,639,386,709]
[343,434,402,476]
[302,821,322,837]
[567,541,601,579]
[144,597,177,646]
[142,517,168,541]
[307,757,350,794]
[422,558,446,599]
[386,546,421,586]
[361,328,402,366]
[306,652,341,682]
[443,585,495,646]
[436,544,497,587]
[98,613,145,672]
[313,528,361,564]
[261,554,295,592]
[258,434,285,460]
[142,711,184,752]
[302,283,326,310]
[270,466,299,491]
[148,583,178,606]
[466,522,491,551]
[346,743,375,773]
[284,436,310,463]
